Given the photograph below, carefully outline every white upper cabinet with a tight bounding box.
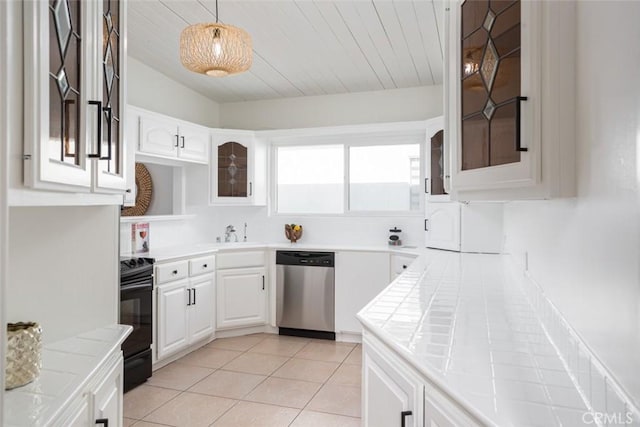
[210,130,267,206]
[23,0,128,194]
[425,202,461,252]
[445,0,576,200]
[133,107,210,164]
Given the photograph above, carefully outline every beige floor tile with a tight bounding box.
[175,347,242,369]
[343,345,362,365]
[123,418,137,427]
[146,362,214,391]
[143,392,236,427]
[295,341,356,363]
[132,422,172,427]
[248,336,309,357]
[327,363,362,387]
[272,358,340,383]
[223,352,289,375]
[290,410,362,427]
[206,334,267,351]
[212,401,299,427]
[124,385,180,419]
[307,383,361,418]
[244,377,322,409]
[188,369,266,399]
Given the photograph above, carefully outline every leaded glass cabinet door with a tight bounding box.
[210,131,257,205]
[445,0,541,194]
[424,116,449,202]
[24,0,93,189]
[94,0,128,192]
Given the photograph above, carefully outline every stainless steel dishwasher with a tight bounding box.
[276,251,335,340]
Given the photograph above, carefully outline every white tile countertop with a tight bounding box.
[4,324,132,427]
[357,250,640,427]
[141,241,421,262]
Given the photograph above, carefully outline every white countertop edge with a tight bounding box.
[358,316,498,427]
[5,324,132,427]
[129,242,423,262]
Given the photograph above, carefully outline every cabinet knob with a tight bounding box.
[172,270,178,275]
[402,265,407,269]
[203,264,208,268]
[125,189,132,193]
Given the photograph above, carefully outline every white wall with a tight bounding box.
[8,206,120,344]
[128,56,220,127]
[220,85,443,130]
[504,1,640,403]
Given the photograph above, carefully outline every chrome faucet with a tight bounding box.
[224,225,238,243]
[243,222,248,242]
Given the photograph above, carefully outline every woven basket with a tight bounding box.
[5,322,42,390]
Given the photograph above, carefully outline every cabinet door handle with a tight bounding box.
[96,419,109,427]
[424,178,429,194]
[424,219,429,231]
[187,288,192,306]
[249,182,253,196]
[262,275,265,290]
[516,96,529,152]
[401,411,412,427]
[193,288,196,305]
[88,100,103,158]
[180,135,185,148]
[174,134,179,148]
[203,264,208,268]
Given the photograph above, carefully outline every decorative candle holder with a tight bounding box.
[5,322,42,390]
[285,224,303,243]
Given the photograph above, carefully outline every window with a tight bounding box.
[274,135,423,215]
[349,144,421,212]
[276,145,344,214]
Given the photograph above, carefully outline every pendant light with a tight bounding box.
[180,0,252,77]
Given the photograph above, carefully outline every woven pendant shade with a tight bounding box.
[180,23,252,77]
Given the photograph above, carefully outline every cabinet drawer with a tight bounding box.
[156,260,189,284]
[392,255,417,275]
[217,251,265,269]
[190,255,216,276]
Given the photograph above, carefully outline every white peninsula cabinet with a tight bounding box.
[216,251,268,330]
[363,331,481,427]
[23,0,129,194]
[210,130,267,206]
[156,254,216,361]
[444,0,576,200]
[130,106,210,164]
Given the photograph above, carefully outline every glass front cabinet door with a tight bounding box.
[445,0,576,199]
[24,0,128,193]
[424,116,449,201]
[210,131,267,206]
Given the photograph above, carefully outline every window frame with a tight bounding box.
[269,124,427,217]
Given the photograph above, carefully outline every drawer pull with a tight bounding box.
[401,410,412,427]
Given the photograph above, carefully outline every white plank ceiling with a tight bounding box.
[128,0,444,103]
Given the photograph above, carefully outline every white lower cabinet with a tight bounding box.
[216,267,267,329]
[157,274,215,360]
[155,254,216,361]
[363,331,482,427]
[391,253,418,280]
[335,251,390,334]
[91,356,124,427]
[363,334,423,427]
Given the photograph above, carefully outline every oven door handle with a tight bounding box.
[121,283,153,292]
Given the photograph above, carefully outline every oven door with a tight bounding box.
[120,279,152,358]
